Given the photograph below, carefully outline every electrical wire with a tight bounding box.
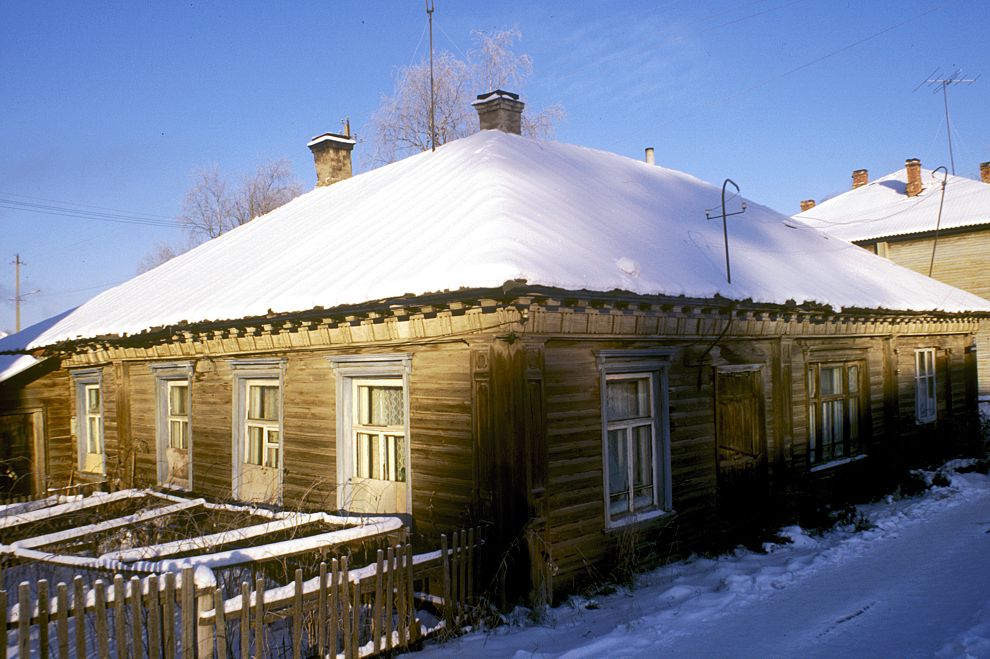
[0,195,180,229]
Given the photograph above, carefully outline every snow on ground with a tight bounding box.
[420,464,990,658]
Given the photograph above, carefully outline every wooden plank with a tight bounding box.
[350,578,360,659]
[441,534,452,628]
[73,576,86,659]
[373,549,383,654]
[114,575,127,659]
[467,527,476,606]
[93,580,109,659]
[292,568,303,659]
[385,546,394,651]
[181,568,194,659]
[37,579,49,656]
[55,582,69,659]
[18,582,30,659]
[164,572,177,659]
[329,558,340,659]
[124,577,142,658]
[405,543,417,641]
[214,589,227,659]
[397,544,408,646]
[254,577,265,659]
[147,575,162,659]
[240,581,250,659]
[318,561,328,657]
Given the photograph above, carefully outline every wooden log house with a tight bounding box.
[4,91,989,600]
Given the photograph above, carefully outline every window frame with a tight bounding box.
[151,362,194,490]
[351,378,406,482]
[806,359,867,468]
[914,348,937,424]
[229,358,285,503]
[71,368,105,475]
[597,350,672,529]
[328,354,412,513]
[244,379,282,469]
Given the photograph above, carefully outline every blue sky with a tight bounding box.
[1,0,987,334]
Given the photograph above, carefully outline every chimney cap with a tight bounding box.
[306,132,356,149]
[472,89,520,105]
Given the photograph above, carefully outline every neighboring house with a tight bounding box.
[794,159,990,402]
[5,92,990,600]
[0,309,75,497]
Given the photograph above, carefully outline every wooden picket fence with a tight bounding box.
[0,528,483,658]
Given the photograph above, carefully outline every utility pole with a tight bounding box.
[916,69,978,175]
[426,0,436,151]
[13,253,23,333]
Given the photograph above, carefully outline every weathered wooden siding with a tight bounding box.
[0,361,71,490]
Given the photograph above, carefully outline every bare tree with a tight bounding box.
[371,28,564,164]
[138,159,302,272]
[180,159,300,242]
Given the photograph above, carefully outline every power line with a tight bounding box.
[0,195,180,229]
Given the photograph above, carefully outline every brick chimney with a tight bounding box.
[905,158,923,197]
[307,127,355,188]
[852,169,868,189]
[473,90,524,135]
[981,161,990,184]
[800,199,816,212]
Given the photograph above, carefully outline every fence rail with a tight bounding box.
[0,527,483,658]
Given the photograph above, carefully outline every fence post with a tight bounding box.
[441,534,453,629]
[93,579,109,659]
[181,568,194,659]
[292,568,303,659]
[255,576,266,659]
[114,575,127,659]
[0,588,6,659]
[385,546,395,651]
[38,578,50,655]
[318,561,328,657]
[405,543,417,642]
[195,571,216,659]
[17,582,30,659]
[164,572,177,659]
[373,549,383,654]
[148,575,162,659]
[214,589,227,659]
[130,576,144,657]
[239,581,250,659]
[56,582,69,659]
[329,558,340,658]
[73,575,86,659]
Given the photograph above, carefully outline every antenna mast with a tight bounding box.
[426,0,436,151]
[917,69,978,175]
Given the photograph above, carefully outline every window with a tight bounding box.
[167,382,190,450]
[598,350,672,528]
[807,361,865,466]
[152,362,194,490]
[352,380,406,482]
[329,354,412,515]
[245,381,281,468]
[229,358,284,503]
[915,349,937,423]
[72,369,104,474]
[605,374,658,519]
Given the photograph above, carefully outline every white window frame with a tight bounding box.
[598,350,672,529]
[71,368,105,475]
[229,358,285,503]
[328,354,412,513]
[151,362,194,490]
[244,379,282,468]
[915,348,937,424]
[351,378,406,482]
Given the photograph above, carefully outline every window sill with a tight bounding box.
[605,507,672,532]
[809,453,867,473]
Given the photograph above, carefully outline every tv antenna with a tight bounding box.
[915,68,978,175]
[426,0,436,151]
[705,179,747,285]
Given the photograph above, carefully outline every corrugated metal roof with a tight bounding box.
[794,167,990,242]
[29,132,990,348]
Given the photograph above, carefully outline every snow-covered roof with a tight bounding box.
[0,309,74,382]
[794,167,990,242]
[29,132,990,348]
[306,132,356,148]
